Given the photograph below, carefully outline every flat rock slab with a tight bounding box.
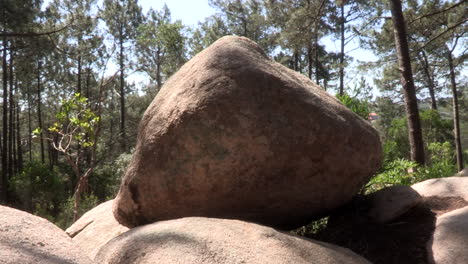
[96,217,370,264]
[412,177,468,201]
[367,185,422,223]
[113,35,382,229]
[428,206,468,264]
[0,205,91,264]
[65,200,129,260]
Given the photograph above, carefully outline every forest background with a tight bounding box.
[0,0,466,229]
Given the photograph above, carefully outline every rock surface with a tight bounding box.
[0,205,91,264]
[113,35,382,228]
[367,185,423,223]
[412,177,468,201]
[65,200,129,260]
[428,206,468,264]
[96,217,370,264]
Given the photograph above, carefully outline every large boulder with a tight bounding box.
[96,217,370,264]
[428,206,468,264]
[0,205,91,264]
[113,35,382,228]
[65,200,129,260]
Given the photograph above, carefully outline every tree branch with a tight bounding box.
[416,18,468,52]
[0,23,70,38]
[409,0,467,25]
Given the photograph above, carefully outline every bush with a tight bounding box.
[367,142,457,193]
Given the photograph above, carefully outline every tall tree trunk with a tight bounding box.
[37,59,45,164]
[389,0,425,165]
[119,35,126,152]
[418,51,437,110]
[8,51,14,177]
[1,38,8,202]
[314,33,319,85]
[339,3,345,96]
[447,51,463,171]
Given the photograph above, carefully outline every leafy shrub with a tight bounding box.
[367,159,418,192]
[368,142,457,193]
[336,93,370,120]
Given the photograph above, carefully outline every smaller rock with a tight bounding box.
[65,200,129,260]
[412,177,468,201]
[428,206,468,264]
[0,205,91,264]
[456,168,468,177]
[96,217,370,264]
[367,185,422,223]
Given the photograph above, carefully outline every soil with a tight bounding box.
[305,195,468,264]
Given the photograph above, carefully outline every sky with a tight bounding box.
[138,0,216,27]
[41,0,379,94]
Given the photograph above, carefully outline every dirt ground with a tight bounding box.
[304,196,468,264]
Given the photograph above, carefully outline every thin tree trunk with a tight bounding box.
[419,51,437,110]
[314,33,319,85]
[37,59,45,164]
[339,3,345,96]
[307,42,313,79]
[16,78,22,173]
[156,46,162,94]
[389,0,425,165]
[77,55,82,94]
[1,38,8,202]
[119,35,126,152]
[27,82,32,162]
[293,50,299,72]
[447,51,463,171]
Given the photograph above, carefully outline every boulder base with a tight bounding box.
[113,35,382,228]
[96,217,370,264]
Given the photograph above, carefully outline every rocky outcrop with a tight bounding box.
[428,206,468,264]
[95,217,370,264]
[65,200,129,260]
[0,205,91,264]
[113,35,382,229]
